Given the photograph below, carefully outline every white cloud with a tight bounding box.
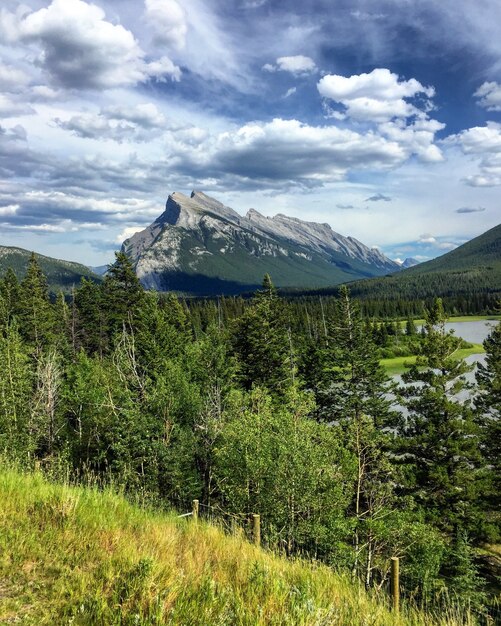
[284,87,297,98]
[474,82,501,111]
[30,85,63,100]
[0,0,181,89]
[144,0,187,50]
[116,225,144,243]
[449,121,501,186]
[378,118,445,162]
[0,62,29,91]
[263,55,317,75]
[0,94,35,118]
[54,103,167,143]
[165,117,445,189]
[318,68,435,122]
[418,233,436,243]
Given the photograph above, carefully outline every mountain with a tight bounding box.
[90,264,109,276]
[401,257,420,268]
[347,223,501,301]
[0,246,101,293]
[123,191,399,295]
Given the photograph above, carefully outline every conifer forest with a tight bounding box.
[0,252,499,623]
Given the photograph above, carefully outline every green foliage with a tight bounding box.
[0,245,101,293]
[0,259,498,619]
[232,275,295,393]
[214,386,354,558]
[397,299,485,536]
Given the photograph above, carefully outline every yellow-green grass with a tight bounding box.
[381,343,485,376]
[0,470,467,626]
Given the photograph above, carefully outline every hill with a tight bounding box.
[0,469,465,625]
[0,246,101,293]
[312,223,501,304]
[122,191,399,296]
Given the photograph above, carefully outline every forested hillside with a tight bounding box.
[0,247,101,293]
[346,223,501,304]
[0,252,499,623]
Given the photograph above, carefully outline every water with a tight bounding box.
[442,320,498,345]
[393,319,498,405]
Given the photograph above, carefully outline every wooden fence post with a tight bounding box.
[192,499,199,521]
[252,514,261,546]
[390,557,400,613]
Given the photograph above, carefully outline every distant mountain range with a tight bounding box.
[122,191,400,295]
[0,246,101,293]
[347,222,501,301]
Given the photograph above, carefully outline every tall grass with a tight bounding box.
[0,469,476,625]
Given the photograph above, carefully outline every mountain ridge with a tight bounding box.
[123,191,399,295]
[345,222,501,302]
[0,245,102,292]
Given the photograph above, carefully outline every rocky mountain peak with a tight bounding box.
[123,190,400,294]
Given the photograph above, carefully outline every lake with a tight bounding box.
[442,320,498,345]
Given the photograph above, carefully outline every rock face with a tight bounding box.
[122,191,399,295]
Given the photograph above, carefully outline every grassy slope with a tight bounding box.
[0,470,464,626]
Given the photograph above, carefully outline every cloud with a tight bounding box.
[455,206,486,213]
[0,0,181,90]
[284,87,297,98]
[350,10,386,21]
[116,225,144,243]
[263,55,317,76]
[166,117,417,189]
[416,233,457,250]
[318,68,435,122]
[449,121,501,186]
[474,82,501,111]
[0,62,30,91]
[54,103,168,143]
[29,85,63,101]
[418,233,436,243]
[336,203,355,209]
[366,193,391,202]
[144,0,187,50]
[0,94,35,118]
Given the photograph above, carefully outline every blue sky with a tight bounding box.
[0,0,500,266]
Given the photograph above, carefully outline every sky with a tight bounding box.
[0,0,500,266]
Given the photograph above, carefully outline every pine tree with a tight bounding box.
[397,298,483,535]
[317,286,397,584]
[0,268,21,328]
[475,317,501,530]
[19,254,54,355]
[102,251,144,340]
[232,274,294,394]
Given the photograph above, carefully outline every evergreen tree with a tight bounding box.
[232,275,294,393]
[0,268,21,327]
[102,252,144,340]
[74,278,108,356]
[475,317,501,535]
[318,286,397,584]
[397,299,483,536]
[19,254,54,355]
